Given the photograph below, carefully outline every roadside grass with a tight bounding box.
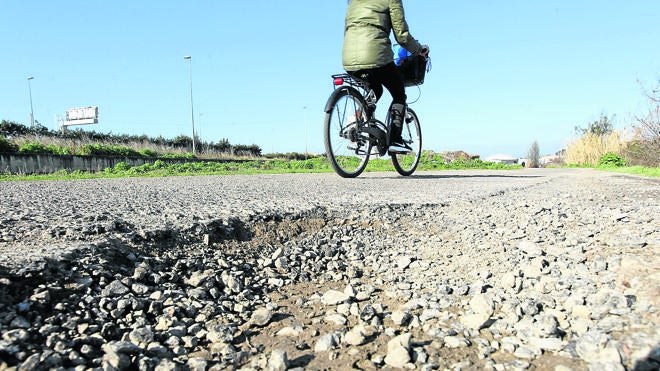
[596,165,660,177]
[549,163,659,178]
[553,162,659,177]
[0,155,523,181]
[2,152,657,181]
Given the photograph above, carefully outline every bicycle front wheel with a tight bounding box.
[324,88,372,178]
[391,108,422,176]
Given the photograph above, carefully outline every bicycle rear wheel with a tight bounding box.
[391,108,422,176]
[324,88,372,178]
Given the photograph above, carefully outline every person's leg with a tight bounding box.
[348,70,384,101]
[377,63,407,105]
[374,63,408,148]
[348,69,383,119]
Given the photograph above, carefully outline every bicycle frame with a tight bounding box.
[329,74,390,156]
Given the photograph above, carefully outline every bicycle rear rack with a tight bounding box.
[332,74,370,91]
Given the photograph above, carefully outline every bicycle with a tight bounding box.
[323,65,425,178]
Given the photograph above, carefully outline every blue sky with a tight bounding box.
[1,1,659,158]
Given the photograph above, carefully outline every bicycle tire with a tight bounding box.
[391,108,422,176]
[323,87,372,178]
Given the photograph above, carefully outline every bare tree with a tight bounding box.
[527,140,540,168]
[627,81,660,166]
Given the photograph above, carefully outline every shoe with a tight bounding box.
[388,141,412,154]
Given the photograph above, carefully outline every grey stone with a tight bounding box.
[250,308,274,327]
[419,308,443,322]
[155,358,179,371]
[206,324,237,344]
[102,280,130,297]
[185,271,212,287]
[385,333,411,368]
[221,272,243,293]
[18,353,41,370]
[514,346,538,360]
[314,333,339,352]
[575,331,609,362]
[324,313,348,326]
[186,358,207,371]
[276,326,304,337]
[129,327,154,345]
[460,313,490,330]
[321,290,350,305]
[454,285,470,296]
[391,310,412,326]
[519,299,540,316]
[397,256,413,269]
[267,349,289,371]
[2,329,29,342]
[470,294,494,316]
[344,325,368,346]
[444,336,470,348]
[103,341,139,355]
[9,316,30,329]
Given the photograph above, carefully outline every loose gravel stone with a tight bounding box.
[321,290,351,305]
[391,309,412,326]
[344,325,368,346]
[314,333,339,352]
[249,308,274,327]
[276,326,303,337]
[385,333,412,368]
[444,336,471,348]
[267,349,289,371]
[101,280,130,297]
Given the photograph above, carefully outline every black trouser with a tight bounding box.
[348,62,407,105]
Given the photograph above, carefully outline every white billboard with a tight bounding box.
[63,106,99,126]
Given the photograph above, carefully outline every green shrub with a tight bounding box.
[160,153,196,159]
[45,144,72,155]
[78,144,140,157]
[139,148,158,157]
[598,152,626,167]
[19,142,49,154]
[113,162,131,172]
[0,136,18,153]
[18,142,73,155]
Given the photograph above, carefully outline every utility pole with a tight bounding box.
[27,76,35,128]
[184,56,197,154]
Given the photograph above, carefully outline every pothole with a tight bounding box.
[0,205,394,369]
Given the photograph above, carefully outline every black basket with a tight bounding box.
[398,55,428,87]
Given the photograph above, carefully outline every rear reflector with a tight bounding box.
[333,77,344,86]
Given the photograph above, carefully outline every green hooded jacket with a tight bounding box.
[342,0,422,71]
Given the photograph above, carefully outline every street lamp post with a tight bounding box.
[183,56,197,154]
[27,76,35,128]
[303,106,308,159]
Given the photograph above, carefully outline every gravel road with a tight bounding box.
[0,169,658,370]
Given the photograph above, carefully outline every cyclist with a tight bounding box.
[342,0,429,153]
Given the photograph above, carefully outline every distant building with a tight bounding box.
[484,154,518,165]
